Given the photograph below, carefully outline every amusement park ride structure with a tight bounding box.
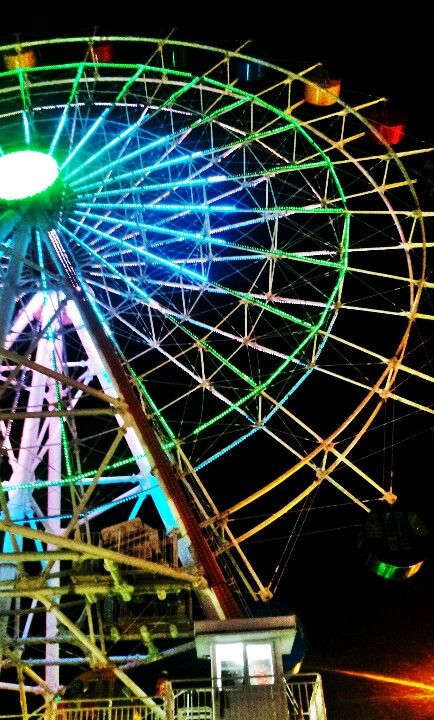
[0,33,432,720]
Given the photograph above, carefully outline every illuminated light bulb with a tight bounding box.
[0,149,59,201]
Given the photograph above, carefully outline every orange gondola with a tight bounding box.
[3,47,36,69]
[304,77,341,107]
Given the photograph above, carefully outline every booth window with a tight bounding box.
[215,642,244,689]
[246,643,274,685]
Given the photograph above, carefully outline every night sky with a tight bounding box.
[3,8,434,140]
[1,8,433,719]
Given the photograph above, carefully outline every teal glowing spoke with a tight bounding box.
[71,208,213,243]
[60,108,111,170]
[35,230,48,294]
[68,130,185,189]
[69,95,250,190]
[58,223,169,307]
[49,63,85,155]
[69,90,320,196]
[75,200,344,215]
[63,106,150,181]
[78,175,231,198]
[71,208,345,273]
[64,74,201,182]
[69,212,336,328]
[67,217,207,285]
[63,220,334,399]
[60,64,147,170]
[74,200,236,214]
[76,201,241,213]
[70,148,210,193]
[76,160,330,199]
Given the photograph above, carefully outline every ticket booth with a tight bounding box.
[194,615,298,720]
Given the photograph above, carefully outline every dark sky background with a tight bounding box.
[2,8,434,143]
[1,5,433,116]
[0,9,433,719]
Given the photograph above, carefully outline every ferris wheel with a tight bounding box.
[0,34,432,709]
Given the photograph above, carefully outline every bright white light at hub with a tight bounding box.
[0,150,59,201]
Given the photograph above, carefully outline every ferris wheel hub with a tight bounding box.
[0,149,59,201]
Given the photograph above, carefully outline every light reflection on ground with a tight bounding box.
[313,660,434,720]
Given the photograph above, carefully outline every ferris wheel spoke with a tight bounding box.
[63,74,202,182]
[75,199,345,217]
[76,159,330,201]
[58,225,315,414]
[261,390,390,491]
[49,63,86,155]
[69,100,306,199]
[60,64,148,172]
[70,141,231,194]
[64,105,150,182]
[68,94,251,191]
[211,385,394,537]
[65,218,207,286]
[66,215,337,322]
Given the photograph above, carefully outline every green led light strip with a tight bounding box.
[1,452,150,492]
